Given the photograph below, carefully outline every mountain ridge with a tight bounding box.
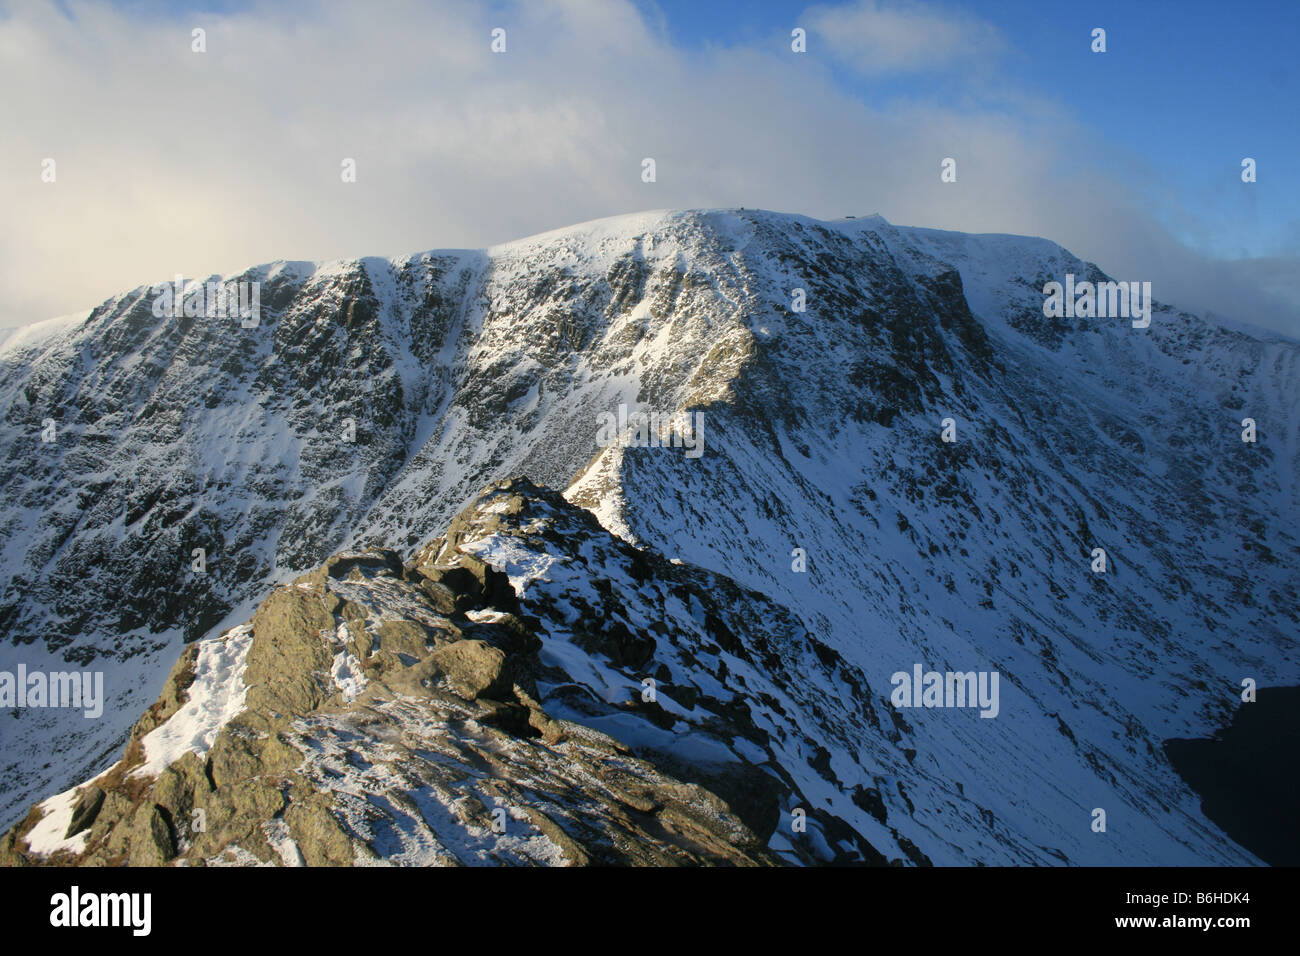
[1,208,1294,864]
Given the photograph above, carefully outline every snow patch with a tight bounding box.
[23,784,91,857]
[461,535,557,596]
[330,650,368,701]
[133,624,255,779]
[262,818,305,866]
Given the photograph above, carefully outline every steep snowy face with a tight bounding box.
[0,209,1295,866]
[571,214,1299,864]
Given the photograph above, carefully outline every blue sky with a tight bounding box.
[3,0,1297,332]
[641,0,1299,259]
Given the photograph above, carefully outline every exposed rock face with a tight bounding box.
[64,785,103,839]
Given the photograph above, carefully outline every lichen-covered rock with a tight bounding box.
[241,589,338,726]
[284,800,355,867]
[127,804,176,867]
[428,639,510,701]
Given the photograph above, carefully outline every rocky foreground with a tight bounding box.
[1,478,910,866]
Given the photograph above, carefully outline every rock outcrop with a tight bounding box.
[2,479,820,866]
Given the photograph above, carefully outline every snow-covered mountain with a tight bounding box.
[1,209,1295,864]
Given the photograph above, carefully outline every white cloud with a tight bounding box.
[803,0,1005,74]
[0,0,1295,338]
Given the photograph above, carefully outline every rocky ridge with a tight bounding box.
[3,478,898,866]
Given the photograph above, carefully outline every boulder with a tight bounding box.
[127,804,176,867]
[429,640,511,700]
[64,785,106,839]
[242,589,337,724]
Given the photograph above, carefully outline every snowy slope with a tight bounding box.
[1,209,1295,865]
